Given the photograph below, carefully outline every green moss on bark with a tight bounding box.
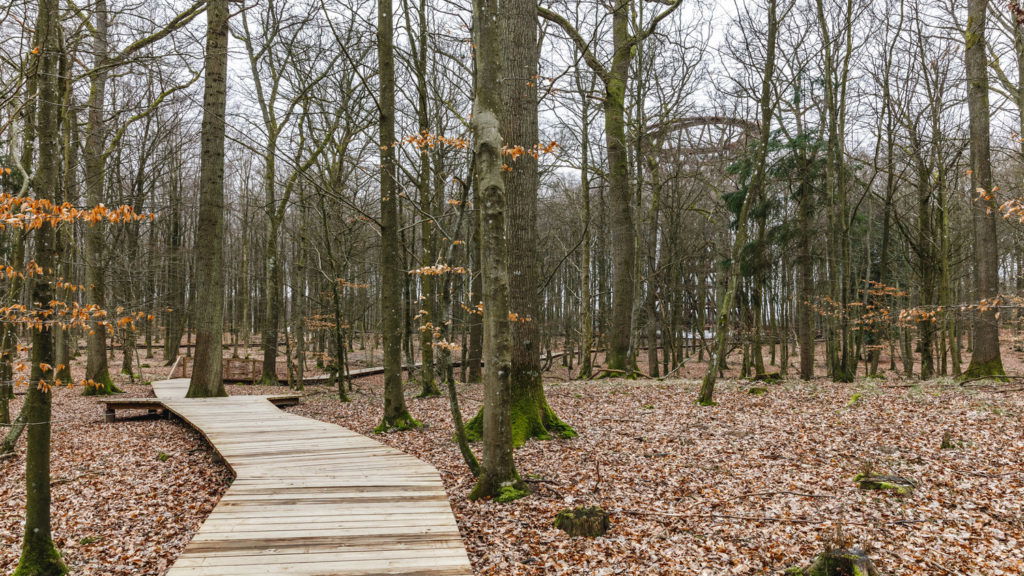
[12,540,67,576]
[81,371,121,396]
[465,393,576,447]
[469,474,527,502]
[495,484,529,502]
[553,506,610,537]
[255,373,279,387]
[751,372,782,384]
[416,379,442,398]
[959,358,1007,382]
[374,410,421,434]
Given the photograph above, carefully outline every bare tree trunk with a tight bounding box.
[82,0,119,396]
[163,166,186,365]
[54,50,77,388]
[577,68,594,380]
[645,156,662,378]
[375,0,417,431]
[402,0,440,398]
[604,2,636,374]
[466,222,483,383]
[14,0,68,570]
[962,0,1005,379]
[187,0,229,398]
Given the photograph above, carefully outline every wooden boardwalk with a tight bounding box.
[151,379,473,576]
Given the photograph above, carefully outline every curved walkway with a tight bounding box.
[152,379,472,576]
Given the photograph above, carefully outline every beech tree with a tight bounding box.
[468,0,522,501]
[375,0,417,431]
[13,0,66,572]
[540,0,682,374]
[963,0,1005,379]
[187,0,229,398]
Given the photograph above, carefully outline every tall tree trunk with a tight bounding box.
[187,0,229,398]
[163,167,186,365]
[963,0,1005,378]
[469,0,522,499]
[604,1,636,373]
[577,70,594,380]
[815,0,856,383]
[259,146,282,386]
[698,0,777,405]
[2,45,38,421]
[14,0,68,570]
[917,160,935,380]
[54,49,77,388]
[465,0,574,445]
[466,199,484,383]
[82,0,119,396]
[406,0,439,398]
[375,0,417,431]
[645,155,662,378]
[797,150,815,380]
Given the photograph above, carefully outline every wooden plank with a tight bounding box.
[150,378,471,576]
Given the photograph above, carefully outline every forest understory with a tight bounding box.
[3,346,1024,575]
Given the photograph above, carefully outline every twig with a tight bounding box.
[522,476,562,485]
[622,508,932,527]
[737,490,830,500]
[624,508,821,524]
[598,367,653,379]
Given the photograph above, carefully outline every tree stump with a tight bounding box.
[785,547,881,576]
[855,473,915,495]
[553,506,609,537]
[751,372,782,384]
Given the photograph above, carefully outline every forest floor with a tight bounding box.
[3,356,1024,575]
[0,382,231,575]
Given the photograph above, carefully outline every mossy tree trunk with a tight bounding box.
[468,0,522,500]
[187,0,229,399]
[467,0,575,445]
[698,0,778,405]
[14,0,68,571]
